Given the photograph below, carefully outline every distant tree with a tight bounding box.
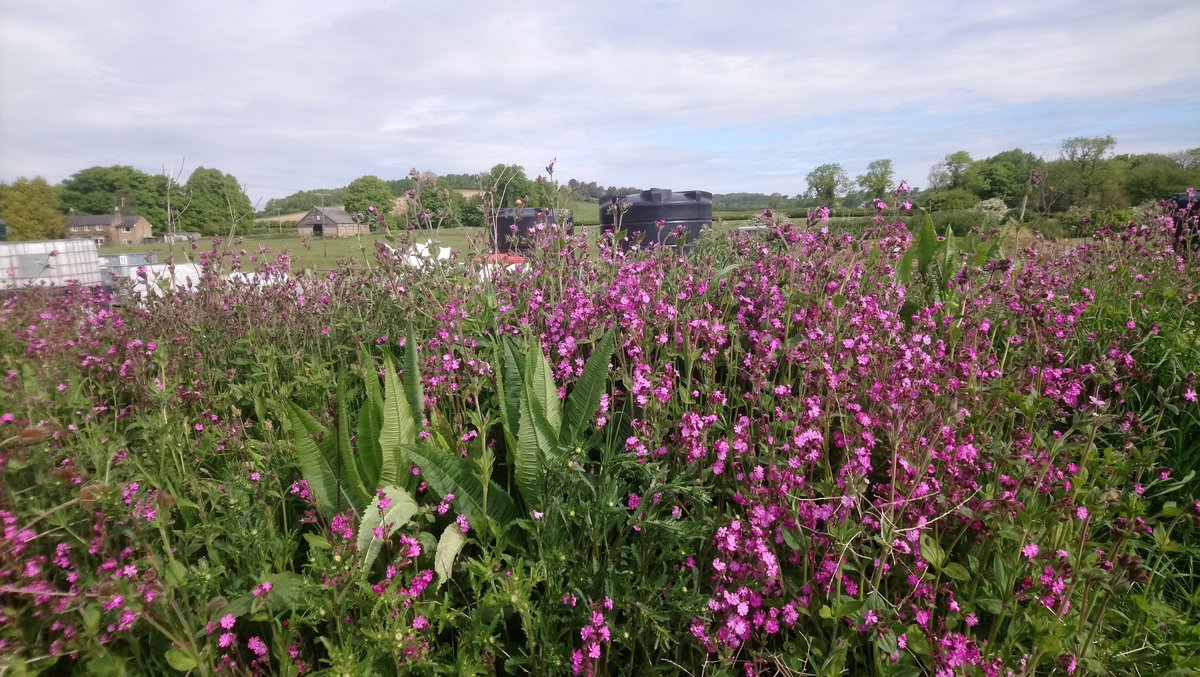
[1059,135,1118,204]
[927,151,974,190]
[486,164,536,208]
[856,159,895,199]
[1122,153,1200,203]
[57,165,168,231]
[180,168,254,235]
[923,189,980,211]
[804,163,850,205]
[343,175,395,222]
[0,177,63,240]
[963,149,1042,207]
[1170,148,1200,172]
[261,188,348,216]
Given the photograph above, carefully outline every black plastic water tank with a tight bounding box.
[490,208,573,253]
[599,188,712,249]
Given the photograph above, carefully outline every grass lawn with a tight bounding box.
[101,229,503,272]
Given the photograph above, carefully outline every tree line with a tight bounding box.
[0,165,254,241]
[2,137,1195,241]
[797,138,1198,214]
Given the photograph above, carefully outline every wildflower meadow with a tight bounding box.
[1,189,1198,676]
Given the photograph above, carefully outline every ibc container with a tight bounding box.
[490,208,573,253]
[599,188,712,249]
[0,239,102,290]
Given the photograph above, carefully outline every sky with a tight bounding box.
[1,0,1198,206]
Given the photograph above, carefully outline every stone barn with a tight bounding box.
[296,207,369,238]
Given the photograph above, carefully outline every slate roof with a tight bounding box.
[67,215,117,227]
[301,207,357,225]
[66,215,150,228]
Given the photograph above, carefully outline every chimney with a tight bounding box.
[113,205,121,227]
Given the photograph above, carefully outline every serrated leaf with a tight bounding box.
[435,524,468,588]
[514,385,560,510]
[379,356,416,488]
[403,324,424,420]
[165,648,198,672]
[336,375,369,509]
[403,443,518,526]
[562,330,614,445]
[493,338,524,451]
[357,485,420,572]
[285,402,359,516]
[356,383,382,492]
[527,340,561,435]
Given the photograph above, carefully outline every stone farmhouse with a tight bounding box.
[64,208,154,246]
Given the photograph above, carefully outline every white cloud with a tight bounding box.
[1,0,1197,202]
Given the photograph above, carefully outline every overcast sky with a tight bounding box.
[1,0,1197,205]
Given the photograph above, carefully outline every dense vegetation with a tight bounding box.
[1,190,1197,674]
[3,136,1192,242]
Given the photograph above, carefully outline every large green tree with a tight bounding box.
[856,159,894,199]
[343,175,395,222]
[57,165,168,231]
[180,167,254,236]
[486,164,536,208]
[963,149,1042,207]
[0,177,63,240]
[1121,153,1200,203]
[927,151,974,191]
[1057,135,1119,205]
[804,163,850,206]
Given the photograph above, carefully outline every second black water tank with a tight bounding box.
[599,188,712,249]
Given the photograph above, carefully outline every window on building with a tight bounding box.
[122,226,132,232]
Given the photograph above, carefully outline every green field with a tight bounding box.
[102,229,498,272]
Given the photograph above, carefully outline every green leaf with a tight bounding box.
[85,655,126,677]
[1035,632,1063,655]
[403,443,518,526]
[435,524,468,588]
[514,384,560,510]
[82,605,101,635]
[285,402,359,516]
[562,330,614,446]
[379,356,417,488]
[527,340,561,435]
[493,337,524,451]
[897,247,916,285]
[303,534,332,550]
[336,374,369,509]
[403,324,424,420]
[916,212,940,276]
[919,533,946,569]
[356,382,382,492]
[904,627,931,655]
[165,648,198,672]
[978,598,1003,615]
[356,485,420,572]
[164,559,187,589]
[942,562,970,581]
